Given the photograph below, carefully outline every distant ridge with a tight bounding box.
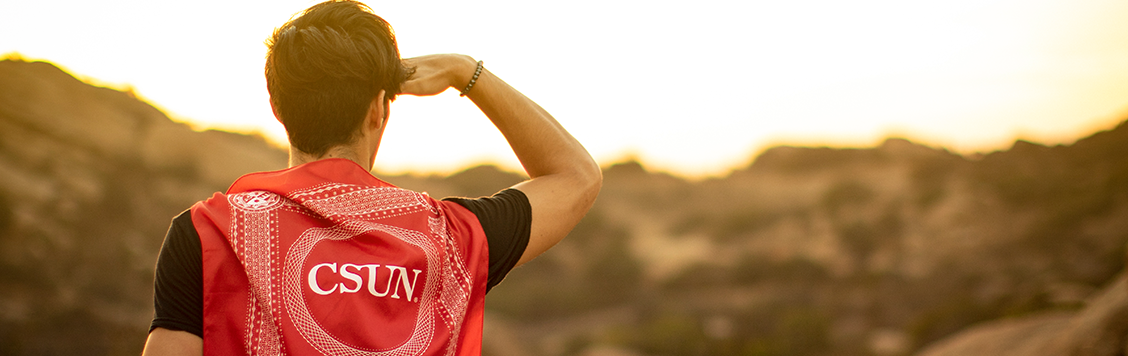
[0,59,288,354]
[1,59,1127,355]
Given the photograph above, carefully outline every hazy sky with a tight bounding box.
[4,0,1127,177]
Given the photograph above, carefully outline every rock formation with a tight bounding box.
[1,58,1127,356]
[916,270,1128,356]
[0,59,287,354]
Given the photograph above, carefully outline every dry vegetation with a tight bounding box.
[1,59,1127,355]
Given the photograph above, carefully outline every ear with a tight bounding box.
[367,90,388,130]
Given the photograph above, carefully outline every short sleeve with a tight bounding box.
[149,210,204,338]
[444,188,531,292]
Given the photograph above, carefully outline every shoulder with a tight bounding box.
[442,189,530,219]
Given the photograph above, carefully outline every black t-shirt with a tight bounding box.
[149,188,532,338]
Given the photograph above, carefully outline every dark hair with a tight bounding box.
[265,0,412,156]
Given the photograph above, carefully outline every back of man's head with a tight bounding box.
[266,0,411,156]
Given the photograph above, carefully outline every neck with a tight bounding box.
[289,144,373,171]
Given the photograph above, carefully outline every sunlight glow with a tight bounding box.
[3,0,1127,177]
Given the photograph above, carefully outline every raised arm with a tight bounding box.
[401,54,602,266]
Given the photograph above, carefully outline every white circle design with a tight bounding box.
[230,191,284,212]
[282,220,441,356]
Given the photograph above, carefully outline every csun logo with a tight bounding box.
[307,263,423,302]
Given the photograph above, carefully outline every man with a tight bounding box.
[141,1,601,355]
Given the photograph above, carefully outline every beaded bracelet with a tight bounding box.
[460,60,484,97]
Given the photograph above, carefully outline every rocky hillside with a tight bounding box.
[0,59,288,354]
[477,121,1128,356]
[1,59,1126,355]
[917,270,1128,356]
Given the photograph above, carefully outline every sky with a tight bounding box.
[3,0,1128,177]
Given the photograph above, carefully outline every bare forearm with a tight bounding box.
[400,54,602,265]
[400,54,597,178]
[467,64,601,265]
[462,65,597,180]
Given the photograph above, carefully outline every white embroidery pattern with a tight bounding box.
[285,184,469,356]
[228,191,287,356]
[294,184,430,222]
[225,184,470,356]
[282,220,441,356]
[430,213,472,356]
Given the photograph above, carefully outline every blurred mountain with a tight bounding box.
[1,59,1127,356]
[916,270,1128,356]
[480,125,1128,356]
[0,59,288,354]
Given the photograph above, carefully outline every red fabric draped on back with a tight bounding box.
[191,159,488,356]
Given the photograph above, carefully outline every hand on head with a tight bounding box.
[399,54,479,97]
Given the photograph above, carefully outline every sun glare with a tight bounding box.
[3,0,1126,177]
